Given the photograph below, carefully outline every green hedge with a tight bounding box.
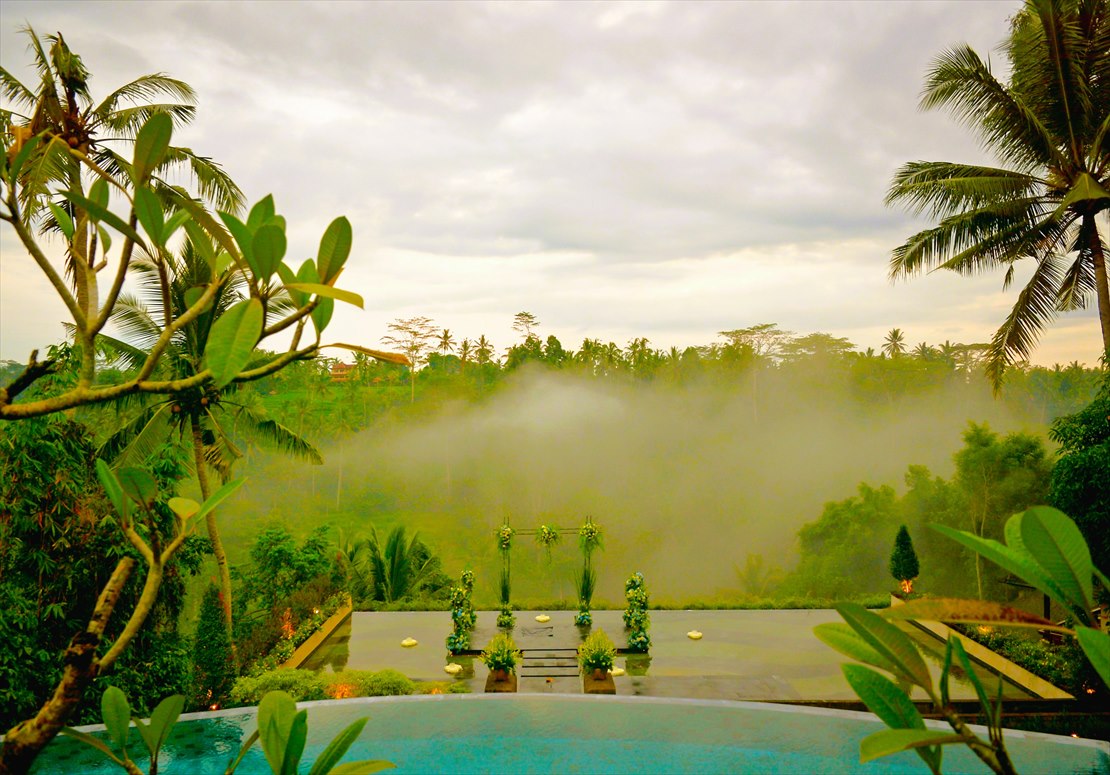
[228,668,419,706]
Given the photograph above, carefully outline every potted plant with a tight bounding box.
[577,629,617,694]
[480,632,522,692]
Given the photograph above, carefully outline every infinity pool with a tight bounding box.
[31,695,1108,774]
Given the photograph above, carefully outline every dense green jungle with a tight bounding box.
[33,330,1095,610]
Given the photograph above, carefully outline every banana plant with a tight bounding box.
[60,688,392,775]
[817,507,1108,775]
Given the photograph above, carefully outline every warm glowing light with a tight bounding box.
[209,703,220,710]
[430,688,443,694]
[1071,733,1079,738]
[313,608,320,615]
[330,683,355,699]
[977,626,992,635]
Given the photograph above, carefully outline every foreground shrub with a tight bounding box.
[228,670,327,706]
[325,669,415,698]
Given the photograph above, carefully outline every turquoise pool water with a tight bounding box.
[31,695,1109,774]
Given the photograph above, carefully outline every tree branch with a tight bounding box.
[0,558,134,774]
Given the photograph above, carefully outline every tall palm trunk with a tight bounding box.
[191,414,233,630]
[1087,215,1110,358]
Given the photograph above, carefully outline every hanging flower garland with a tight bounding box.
[536,524,560,549]
[497,524,515,551]
[579,518,602,552]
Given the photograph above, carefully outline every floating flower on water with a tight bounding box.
[535,614,551,623]
[687,630,703,640]
[401,637,419,648]
[444,663,462,675]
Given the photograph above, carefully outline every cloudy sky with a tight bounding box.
[0,0,1101,365]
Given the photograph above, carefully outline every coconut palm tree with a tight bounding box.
[437,328,456,356]
[887,0,1110,386]
[882,328,907,358]
[458,338,472,370]
[98,240,320,629]
[1,27,243,316]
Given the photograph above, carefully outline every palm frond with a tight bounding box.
[157,146,244,214]
[224,404,323,464]
[109,293,164,352]
[94,104,196,138]
[986,251,1067,388]
[886,161,1041,217]
[890,198,1061,277]
[93,75,196,121]
[922,44,1064,172]
[0,66,36,112]
[1056,252,1095,310]
[98,402,175,467]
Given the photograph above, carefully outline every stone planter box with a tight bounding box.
[582,671,616,695]
[484,670,518,693]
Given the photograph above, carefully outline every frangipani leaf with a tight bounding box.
[218,212,256,276]
[280,710,308,775]
[117,467,158,510]
[193,477,244,524]
[307,718,369,775]
[167,497,200,520]
[842,664,941,773]
[132,113,172,183]
[1075,627,1110,690]
[316,216,352,283]
[859,729,965,764]
[247,194,276,230]
[321,343,411,366]
[95,459,130,520]
[258,691,298,774]
[206,298,262,388]
[47,201,75,240]
[251,224,286,281]
[162,209,190,243]
[312,296,334,337]
[836,603,932,688]
[183,285,213,314]
[329,762,396,775]
[141,694,184,760]
[59,727,124,765]
[950,637,992,716]
[1017,506,1094,616]
[284,283,364,309]
[880,598,1068,632]
[931,524,1072,612]
[134,187,164,244]
[101,686,131,753]
[814,624,899,674]
[59,189,146,248]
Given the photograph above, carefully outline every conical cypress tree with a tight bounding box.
[193,584,236,708]
[889,525,920,595]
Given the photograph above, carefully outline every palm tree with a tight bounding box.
[913,341,937,360]
[882,328,907,358]
[99,242,320,629]
[475,335,494,365]
[1,27,243,316]
[887,0,1110,386]
[353,526,440,604]
[458,338,472,370]
[437,328,456,356]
